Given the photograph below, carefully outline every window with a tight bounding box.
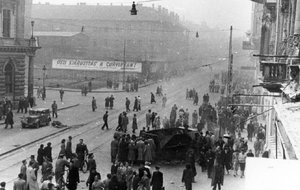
[5,62,14,94]
[3,9,11,38]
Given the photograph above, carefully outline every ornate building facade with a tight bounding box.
[0,0,38,102]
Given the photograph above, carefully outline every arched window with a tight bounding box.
[5,62,14,94]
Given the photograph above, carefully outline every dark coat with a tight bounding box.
[182,168,193,185]
[37,147,45,165]
[211,165,224,187]
[43,146,52,162]
[68,166,80,190]
[151,171,163,190]
[109,96,115,108]
[5,110,13,125]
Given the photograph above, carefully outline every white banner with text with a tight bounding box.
[52,59,142,73]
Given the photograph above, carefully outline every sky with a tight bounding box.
[32,0,253,36]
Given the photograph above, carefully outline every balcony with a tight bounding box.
[259,60,287,92]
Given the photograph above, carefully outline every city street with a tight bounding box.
[0,68,247,190]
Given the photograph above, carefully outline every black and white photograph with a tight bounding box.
[0,0,298,189]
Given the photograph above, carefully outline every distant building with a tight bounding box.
[29,3,188,86]
[0,0,39,103]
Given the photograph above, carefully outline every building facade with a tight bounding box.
[0,0,38,103]
[252,0,300,159]
[29,3,189,86]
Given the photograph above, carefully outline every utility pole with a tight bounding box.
[220,26,233,138]
[123,40,126,90]
[226,26,233,105]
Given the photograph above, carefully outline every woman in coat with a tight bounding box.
[26,162,39,190]
[144,142,152,163]
[132,114,138,134]
[59,139,66,157]
[136,139,145,164]
[128,140,136,165]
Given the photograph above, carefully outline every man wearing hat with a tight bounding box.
[151,166,163,190]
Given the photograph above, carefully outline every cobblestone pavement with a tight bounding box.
[0,69,248,190]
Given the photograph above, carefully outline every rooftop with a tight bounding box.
[31,3,179,23]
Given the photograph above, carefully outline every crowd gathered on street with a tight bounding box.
[0,71,269,190]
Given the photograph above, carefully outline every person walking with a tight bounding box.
[122,112,129,133]
[137,96,142,111]
[13,173,26,190]
[17,97,24,113]
[68,161,80,190]
[132,114,138,134]
[146,110,152,131]
[182,164,193,190]
[105,96,110,110]
[37,144,45,166]
[150,92,156,104]
[76,139,88,170]
[151,166,163,190]
[59,88,64,102]
[238,149,247,178]
[59,139,66,158]
[133,97,138,112]
[102,111,109,130]
[111,137,119,163]
[126,97,131,112]
[92,97,97,112]
[66,136,73,160]
[51,101,58,118]
[109,95,115,109]
[20,160,27,182]
[211,147,224,190]
[26,161,39,190]
[4,107,13,129]
[44,142,53,162]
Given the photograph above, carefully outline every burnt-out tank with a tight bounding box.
[142,127,199,161]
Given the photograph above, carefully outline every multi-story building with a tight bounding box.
[252,0,300,160]
[0,0,39,103]
[29,3,189,86]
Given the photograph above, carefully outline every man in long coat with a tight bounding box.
[151,166,163,190]
[182,164,193,190]
[4,107,13,129]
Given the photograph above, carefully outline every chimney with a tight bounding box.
[295,0,300,34]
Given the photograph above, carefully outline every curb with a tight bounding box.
[32,81,159,94]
